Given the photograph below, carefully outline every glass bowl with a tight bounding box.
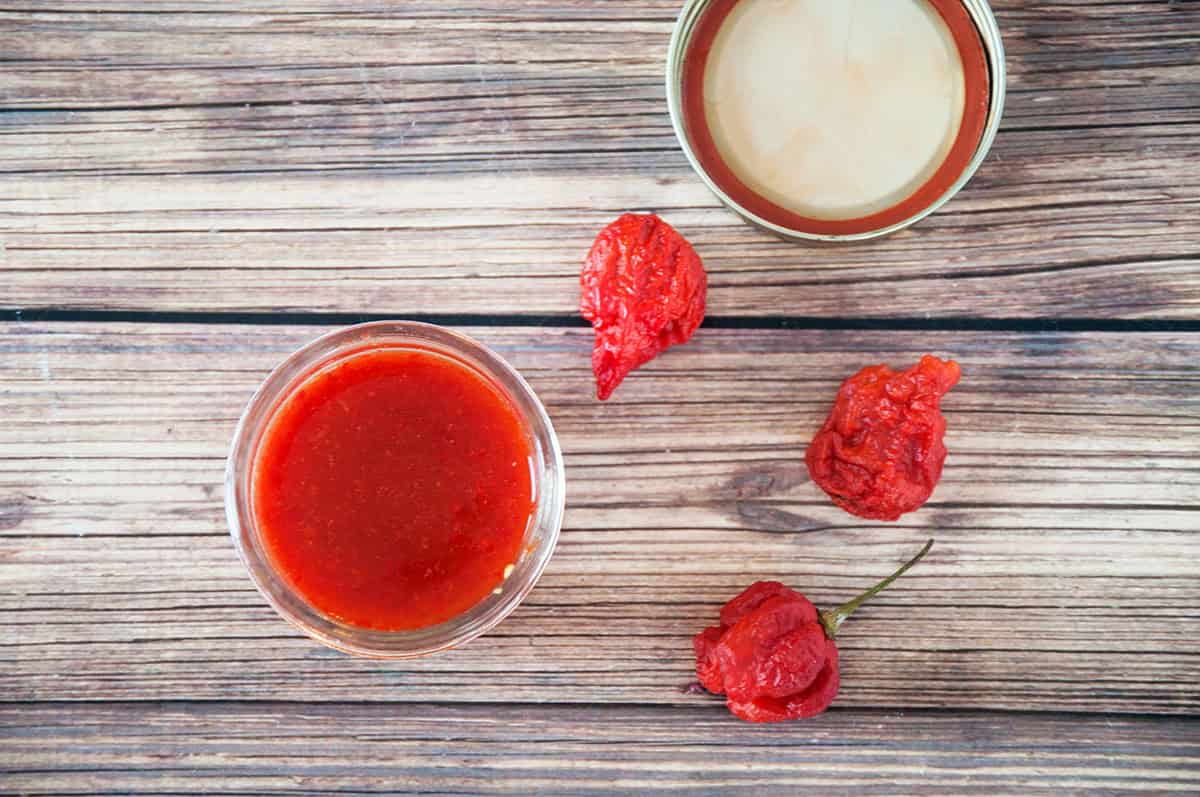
[225,321,565,658]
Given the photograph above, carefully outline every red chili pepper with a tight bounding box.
[580,213,707,400]
[807,355,960,520]
[693,540,933,723]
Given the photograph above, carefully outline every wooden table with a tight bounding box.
[2,2,1199,794]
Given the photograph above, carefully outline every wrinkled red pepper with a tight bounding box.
[580,213,707,400]
[807,355,960,520]
[694,540,934,723]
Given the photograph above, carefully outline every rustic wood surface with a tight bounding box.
[4,704,1199,796]
[2,0,1199,317]
[2,0,1199,794]
[1,323,1198,793]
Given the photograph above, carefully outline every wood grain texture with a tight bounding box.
[1,323,1197,713]
[2,1,1199,316]
[3,702,1199,796]
[3,3,1199,790]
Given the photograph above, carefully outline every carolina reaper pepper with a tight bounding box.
[580,213,707,400]
[694,540,934,723]
[807,355,960,521]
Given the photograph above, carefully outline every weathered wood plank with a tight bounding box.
[3,3,1197,112]
[2,702,1199,796]
[1,1,1198,317]
[3,168,1199,318]
[1,323,1197,712]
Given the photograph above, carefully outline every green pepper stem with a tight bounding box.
[819,539,934,640]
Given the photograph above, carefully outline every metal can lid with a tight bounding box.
[667,0,1007,242]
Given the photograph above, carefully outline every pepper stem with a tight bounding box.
[819,539,934,639]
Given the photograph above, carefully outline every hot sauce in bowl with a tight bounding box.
[254,347,535,631]
[226,322,564,657]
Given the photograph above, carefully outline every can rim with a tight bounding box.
[665,0,1007,243]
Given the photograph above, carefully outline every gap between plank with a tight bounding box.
[4,308,1200,333]
[1,698,1197,722]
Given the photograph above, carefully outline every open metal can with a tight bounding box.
[666,0,1006,242]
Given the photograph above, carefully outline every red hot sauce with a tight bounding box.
[252,347,534,631]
